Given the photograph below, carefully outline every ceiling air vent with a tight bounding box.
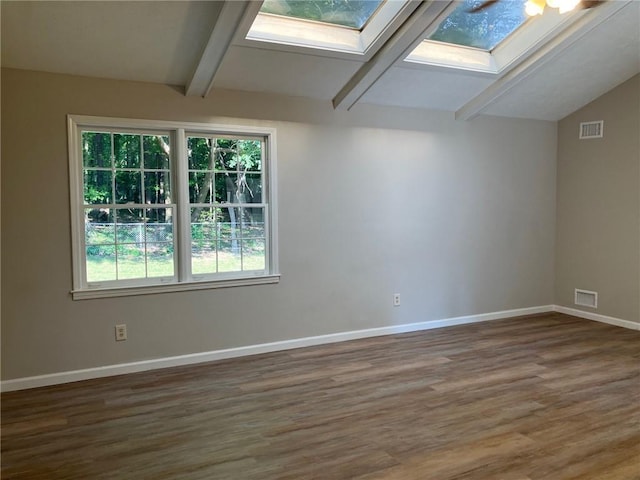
[579,121,603,139]
[575,289,598,308]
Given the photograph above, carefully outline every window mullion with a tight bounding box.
[110,133,116,204]
[174,128,191,282]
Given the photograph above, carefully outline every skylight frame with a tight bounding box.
[245,0,414,57]
[405,4,584,75]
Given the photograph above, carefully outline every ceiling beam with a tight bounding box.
[185,1,254,98]
[455,0,631,121]
[332,0,451,111]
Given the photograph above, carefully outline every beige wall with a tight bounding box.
[556,74,640,323]
[1,68,557,380]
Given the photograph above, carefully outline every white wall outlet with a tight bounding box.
[115,324,127,341]
[393,293,401,307]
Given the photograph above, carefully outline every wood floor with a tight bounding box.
[2,312,639,479]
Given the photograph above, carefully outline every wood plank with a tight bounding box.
[2,313,639,479]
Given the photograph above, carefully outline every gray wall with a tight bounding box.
[1,68,557,381]
[555,74,640,323]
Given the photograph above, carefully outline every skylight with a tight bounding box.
[428,0,529,51]
[259,0,384,30]
[405,0,581,75]
[246,0,412,57]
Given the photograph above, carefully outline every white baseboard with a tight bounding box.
[553,305,640,331]
[0,305,553,392]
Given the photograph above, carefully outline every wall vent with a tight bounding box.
[574,289,598,308]
[579,121,603,139]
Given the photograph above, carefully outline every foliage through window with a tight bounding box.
[428,0,528,51]
[259,0,384,30]
[69,116,278,298]
[83,132,174,282]
[187,136,266,275]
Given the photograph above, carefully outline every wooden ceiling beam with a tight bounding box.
[332,1,451,111]
[185,1,255,97]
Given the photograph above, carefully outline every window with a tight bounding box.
[187,135,267,275]
[246,0,412,56]
[81,131,174,283]
[68,116,278,299]
[259,0,384,30]
[428,0,528,51]
[405,0,579,75]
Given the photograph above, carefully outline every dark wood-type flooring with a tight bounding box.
[2,312,639,479]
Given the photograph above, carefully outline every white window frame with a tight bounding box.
[68,115,279,300]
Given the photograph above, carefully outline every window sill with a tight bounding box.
[71,275,281,300]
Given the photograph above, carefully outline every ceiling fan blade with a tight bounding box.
[580,0,605,9]
[467,0,500,13]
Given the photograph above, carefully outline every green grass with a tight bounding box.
[87,252,265,282]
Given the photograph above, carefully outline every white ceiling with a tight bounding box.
[214,46,363,99]
[360,64,495,111]
[2,0,638,121]
[483,2,640,120]
[1,1,223,85]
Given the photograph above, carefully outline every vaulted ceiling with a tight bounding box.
[2,1,639,121]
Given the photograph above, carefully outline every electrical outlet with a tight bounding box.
[393,293,401,307]
[115,324,127,341]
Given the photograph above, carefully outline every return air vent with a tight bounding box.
[575,289,598,308]
[579,121,603,139]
